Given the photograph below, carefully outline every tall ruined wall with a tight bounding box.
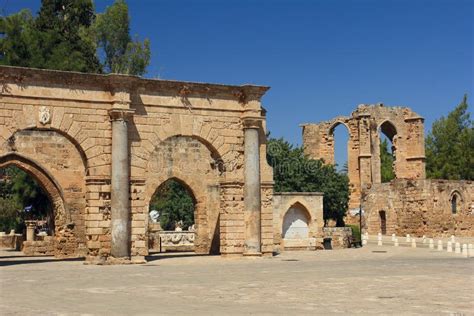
[363,179,474,237]
[302,104,425,215]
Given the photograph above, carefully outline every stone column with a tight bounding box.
[243,119,262,255]
[25,220,36,241]
[109,109,134,258]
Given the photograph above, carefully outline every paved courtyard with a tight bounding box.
[0,245,473,315]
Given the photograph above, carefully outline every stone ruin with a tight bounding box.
[302,104,473,237]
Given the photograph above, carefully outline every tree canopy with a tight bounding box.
[426,94,473,180]
[0,0,150,75]
[267,137,350,226]
[149,179,195,231]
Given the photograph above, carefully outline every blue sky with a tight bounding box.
[3,0,473,167]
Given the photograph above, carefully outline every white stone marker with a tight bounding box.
[447,241,453,253]
[461,244,468,258]
[391,234,396,242]
[455,242,461,254]
[450,235,455,243]
[411,238,417,248]
[422,235,427,244]
[429,239,434,249]
[437,240,443,251]
[468,244,474,258]
[406,234,411,243]
[377,233,383,246]
[394,238,399,247]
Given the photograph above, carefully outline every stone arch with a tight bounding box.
[0,152,68,225]
[378,120,398,142]
[282,202,311,239]
[145,135,222,254]
[3,127,90,175]
[449,190,463,214]
[328,121,350,135]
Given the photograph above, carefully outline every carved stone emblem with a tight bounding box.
[38,106,51,125]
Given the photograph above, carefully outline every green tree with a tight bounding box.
[380,138,395,183]
[32,0,101,72]
[0,166,52,232]
[149,179,194,231]
[94,0,150,75]
[1,0,150,75]
[0,9,35,67]
[267,137,350,226]
[426,94,474,180]
[1,1,101,72]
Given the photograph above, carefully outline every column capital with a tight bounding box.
[108,108,135,122]
[242,117,263,130]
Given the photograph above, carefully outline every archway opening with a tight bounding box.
[379,121,397,183]
[0,165,54,236]
[148,178,196,252]
[450,192,461,214]
[330,122,350,174]
[282,203,310,240]
[379,210,387,235]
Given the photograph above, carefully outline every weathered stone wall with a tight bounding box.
[0,65,273,262]
[322,227,353,249]
[273,192,324,251]
[302,104,425,221]
[363,179,474,237]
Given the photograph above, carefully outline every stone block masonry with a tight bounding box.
[0,65,274,263]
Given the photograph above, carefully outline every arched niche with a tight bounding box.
[282,203,311,240]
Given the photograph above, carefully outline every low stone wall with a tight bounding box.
[323,227,353,249]
[363,179,474,237]
[0,233,24,250]
[23,236,55,256]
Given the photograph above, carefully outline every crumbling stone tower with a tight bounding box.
[301,104,426,216]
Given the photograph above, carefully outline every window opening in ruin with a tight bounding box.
[149,178,195,231]
[379,121,397,182]
[330,122,350,174]
[451,194,458,214]
[0,166,53,236]
[379,210,387,235]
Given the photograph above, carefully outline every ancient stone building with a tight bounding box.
[302,103,473,237]
[0,65,275,263]
[301,104,426,217]
[363,179,474,237]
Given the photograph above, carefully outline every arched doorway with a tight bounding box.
[145,135,222,255]
[282,203,311,250]
[0,153,74,256]
[379,210,387,235]
[148,178,196,252]
[378,121,397,183]
[0,165,54,235]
